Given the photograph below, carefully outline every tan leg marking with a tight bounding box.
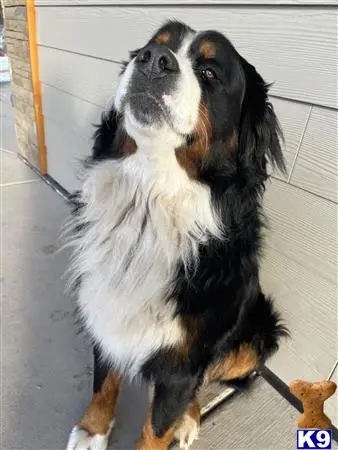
[79,371,122,435]
[205,343,259,383]
[135,399,201,450]
[174,400,201,449]
[134,407,177,450]
[67,371,122,450]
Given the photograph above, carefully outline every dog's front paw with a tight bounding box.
[174,414,200,450]
[66,422,114,450]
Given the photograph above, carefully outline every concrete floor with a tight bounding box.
[1,84,150,450]
[2,84,335,450]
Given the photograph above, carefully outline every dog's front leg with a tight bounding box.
[135,373,199,450]
[67,346,122,450]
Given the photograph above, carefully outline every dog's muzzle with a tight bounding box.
[127,44,180,125]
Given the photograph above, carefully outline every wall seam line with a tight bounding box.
[287,105,313,183]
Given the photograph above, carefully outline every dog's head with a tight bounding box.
[112,20,284,182]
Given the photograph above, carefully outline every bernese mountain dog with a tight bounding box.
[67,20,288,450]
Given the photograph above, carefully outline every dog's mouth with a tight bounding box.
[127,91,172,127]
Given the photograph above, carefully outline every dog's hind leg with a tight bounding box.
[67,346,122,450]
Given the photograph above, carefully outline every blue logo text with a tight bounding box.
[297,429,332,449]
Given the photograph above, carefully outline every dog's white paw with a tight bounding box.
[66,422,114,450]
[174,414,200,450]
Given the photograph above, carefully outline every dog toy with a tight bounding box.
[289,379,337,429]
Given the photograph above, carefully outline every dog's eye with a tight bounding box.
[202,68,217,81]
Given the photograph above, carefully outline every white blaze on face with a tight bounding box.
[169,32,201,135]
[114,58,135,112]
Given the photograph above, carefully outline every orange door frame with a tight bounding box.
[26,0,47,174]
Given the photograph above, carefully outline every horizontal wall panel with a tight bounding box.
[39,46,120,107]
[263,178,336,285]
[290,107,337,202]
[45,119,90,192]
[42,84,103,141]
[269,98,310,181]
[39,48,311,189]
[37,5,337,108]
[262,248,336,381]
[36,1,338,5]
[42,85,104,191]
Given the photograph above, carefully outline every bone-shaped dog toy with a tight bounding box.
[289,380,337,429]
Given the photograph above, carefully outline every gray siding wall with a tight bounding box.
[35,1,337,424]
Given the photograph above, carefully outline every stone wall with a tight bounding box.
[2,0,39,168]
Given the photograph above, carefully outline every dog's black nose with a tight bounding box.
[135,44,179,78]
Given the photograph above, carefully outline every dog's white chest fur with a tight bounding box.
[70,149,221,377]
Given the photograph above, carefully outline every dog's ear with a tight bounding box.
[92,107,137,161]
[92,107,120,160]
[238,57,285,179]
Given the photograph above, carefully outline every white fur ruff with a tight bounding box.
[69,139,222,378]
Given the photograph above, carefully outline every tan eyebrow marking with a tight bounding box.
[154,31,171,45]
[200,40,216,59]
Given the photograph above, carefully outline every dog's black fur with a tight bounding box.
[77,21,288,439]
